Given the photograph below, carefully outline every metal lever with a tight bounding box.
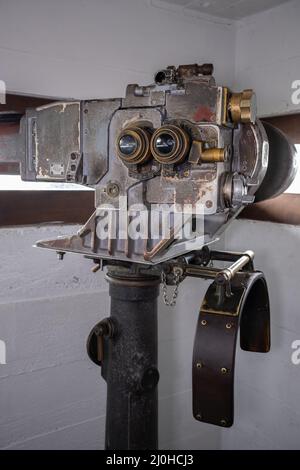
[215,250,254,285]
[86,318,115,366]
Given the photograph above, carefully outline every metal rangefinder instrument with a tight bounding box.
[0,63,297,449]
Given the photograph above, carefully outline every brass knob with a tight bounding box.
[229,89,256,124]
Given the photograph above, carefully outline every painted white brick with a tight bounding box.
[2,416,105,450]
[0,225,106,303]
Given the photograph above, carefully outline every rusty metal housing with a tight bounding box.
[18,63,272,264]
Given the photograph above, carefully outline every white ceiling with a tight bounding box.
[152,0,292,20]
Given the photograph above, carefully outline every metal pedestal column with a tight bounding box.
[102,271,161,450]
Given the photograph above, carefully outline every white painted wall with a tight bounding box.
[231,17,300,448]
[0,225,221,449]
[2,221,300,450]
[0,226,108,449]
[0,0,235,99]
[221,220,300,450]
[234,0,300,117]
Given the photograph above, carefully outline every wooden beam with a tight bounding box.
[0,190,94,226]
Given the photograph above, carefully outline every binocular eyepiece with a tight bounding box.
[116,127,152,165]
[116,124,190,166]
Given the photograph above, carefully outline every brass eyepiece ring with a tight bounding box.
[116,127,152,165]
[150,125,190,165]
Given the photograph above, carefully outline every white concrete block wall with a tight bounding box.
[0,0,235,99]
[234,0,300,116]
[2,221,300,450]
[0,225,222,449]
[0,225,108,449]
[219,220,300,450]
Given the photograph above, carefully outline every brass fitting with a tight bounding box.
[228,89,256,124]
[189,140,229,164]
[201,147,227,163]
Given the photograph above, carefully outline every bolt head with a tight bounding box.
[107,182,120,198]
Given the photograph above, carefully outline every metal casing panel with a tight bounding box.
[33,102,81,181]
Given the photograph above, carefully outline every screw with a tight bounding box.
[220,419,227,426]
[94,326,105,336]
[107,182,120,198]
[226,323,232,329]
[196,362,203,369]
[221,367,228,374]
[173,266,183,277]
[201,319,207,326]
[206,200,213,208]
[196,413,202,421]
[70,152,77,160]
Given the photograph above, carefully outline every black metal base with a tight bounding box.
[101,270,161,450]
[85,248,271,448]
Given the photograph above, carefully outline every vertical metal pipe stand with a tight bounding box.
[102,270,161,450]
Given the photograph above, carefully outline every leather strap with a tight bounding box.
[192,271,270,427]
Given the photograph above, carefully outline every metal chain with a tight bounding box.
[161,270,181,307]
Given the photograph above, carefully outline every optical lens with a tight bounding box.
[118,134,138,156]
[154,133,176,155]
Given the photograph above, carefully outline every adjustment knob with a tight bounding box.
[229,89,257,124]
[222,172,255,208]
